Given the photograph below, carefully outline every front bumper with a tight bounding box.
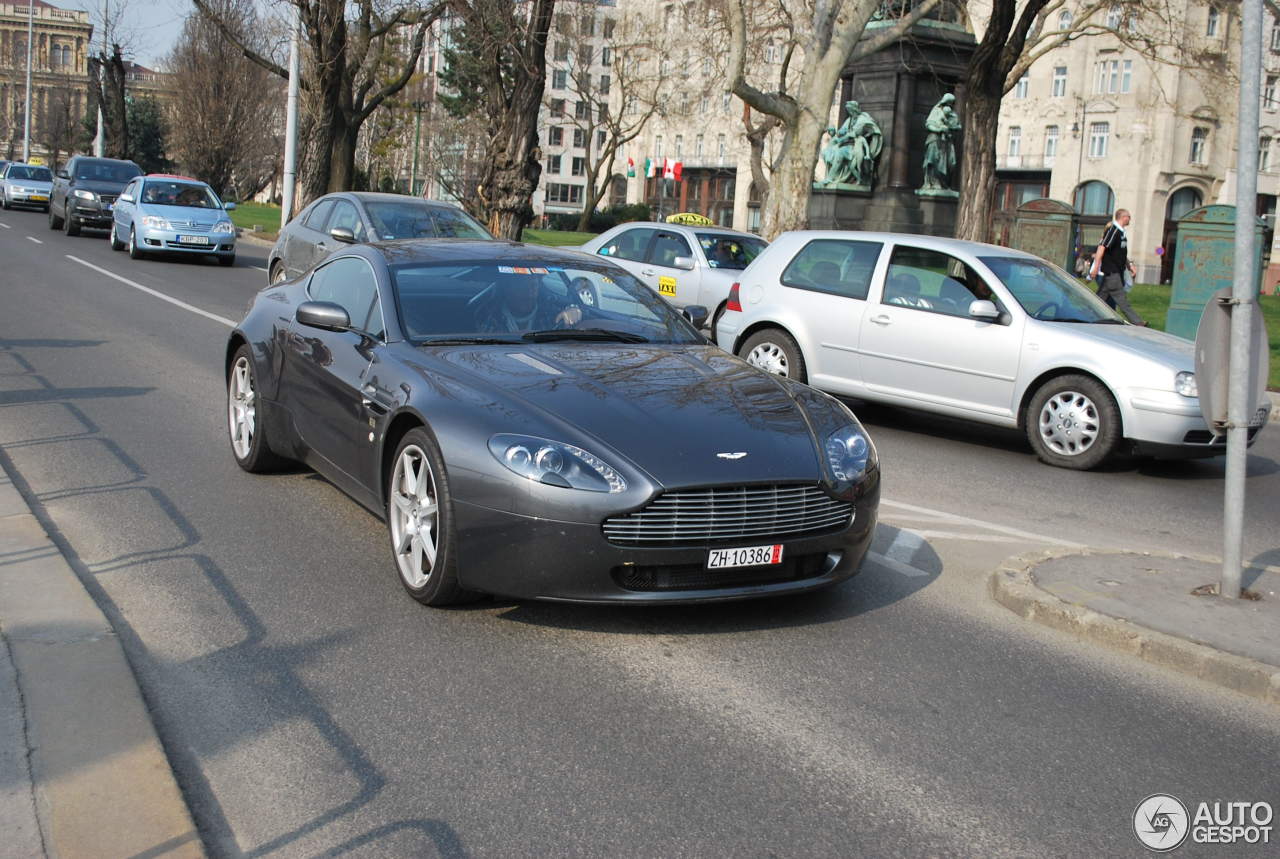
[5,188,49,206]
[137,224,236,254]
[450,479,880,604]
[1127,389,1269,458]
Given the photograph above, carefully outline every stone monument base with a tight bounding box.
[915,188,959,199]
[807,187,958,237]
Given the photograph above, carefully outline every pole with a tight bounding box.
[280,5,301,227]
[94,0,106,157]
[410,105,422,197]
[1222,0,1263,599]
[21,0,32,162]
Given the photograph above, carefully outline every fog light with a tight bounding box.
[1175,371,1198,398]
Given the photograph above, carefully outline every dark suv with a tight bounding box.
[49,156,143,236]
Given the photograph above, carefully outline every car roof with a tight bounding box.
[778,230,1040,261]
[318,191,467,208]
[613,222,760,240]
[361,238,609,266]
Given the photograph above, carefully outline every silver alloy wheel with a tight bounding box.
[1038,390,1100,457]
[227,356,256,459]
[745,341,790,377]
[389,445,440,589]
[128,228,136,253]
[271,265,287,285]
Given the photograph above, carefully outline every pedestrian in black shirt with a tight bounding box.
[1089,208,1147,325]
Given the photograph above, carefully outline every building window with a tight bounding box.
[551,98,565,116]
[1052,66,1067,97]
[548,127,563,146]
[764,42,776,63]
[1262,137,1273,172]
[598,74,610,95]
[552,70,567,90]
[1044,125,1059,160]
[1094,60,1126,94]
[1088,122,1109,158]
[1058,10,1073,29]
[675,134,683,159]
[699,94,709,114]
[553,42,569,62]
[573,128,586,148]
[1014,72,1029,99]
[702,58,711,76]
[1007,126,1021,157]
[1106,6,1122,28]
[603,18,615,39]
[655,135,664,158]
[546,155,561,174]
[580,14,595,37]
[574,100,588,120]
[695,133,704,158]
[1272,25,1280,51]
[1206,6,1219,37]
[717,133,726,159]
[546,183,583,204]
[571,156,585,176]
[1189,127,1208,164]
[680,92,689,113]
[1121,60,1132,93]
[597,130,606,149]
[721,92,732,112]
[1266,76,1278,110]
[601,47,612,66]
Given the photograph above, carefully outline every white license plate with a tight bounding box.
[177,235,209,245]
[707,544,783,569]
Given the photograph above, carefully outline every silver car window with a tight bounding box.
[696,233,767,270]
[780,239,881,301]
[597,228,652,262]
[326,200,367,241]
[884,246,1002,318]
[303,200,336,230]
[647,231,692,267]
[980,256,1118,322]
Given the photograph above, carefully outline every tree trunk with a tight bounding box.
[328,123,359,193]
[758,111,824,238]
[954,87,999,243]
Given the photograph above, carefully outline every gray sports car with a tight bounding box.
[226,240,880,605]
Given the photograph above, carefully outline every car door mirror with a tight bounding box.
[57,169,68,180]
[969,299,1001,321]
[672,255,696,271]
[329,226,356,244]
[296,301,351,331]
[682,304,709,329]
[223,201,237,211]
[119,192,133,203]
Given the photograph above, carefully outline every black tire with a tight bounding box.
[217,253,235,267]
[127,226,147,260]
[1025,374,1121,470]
[227,344,287,473]
[737,328,807,383]
[386,427,476,606]
[1,197,9,210]
[109,223,125,251]
[63,205,80,236]
[48,202,62,229]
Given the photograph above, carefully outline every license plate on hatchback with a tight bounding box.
[30,194,46,201]
[177,235,209,245]
[707,544,783,569]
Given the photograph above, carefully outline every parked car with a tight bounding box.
[716,230,1270,470]
[579,222,768,329]
[49,155,142,236]
[0,162,53,211]
[109,174,237,266]
[227,240,879,605]
[268,192,492,283]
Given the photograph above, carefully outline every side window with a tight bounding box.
[303,200,336,230]
[648,231,693,267]
[308,256,385,339]
[883,246,998,317]
[326,200,367,241]
[780,239,882,300]
[598,228,652,262]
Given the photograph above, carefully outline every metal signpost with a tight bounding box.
[281,6,301,228]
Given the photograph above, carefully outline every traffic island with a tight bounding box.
[990,548,1280,707]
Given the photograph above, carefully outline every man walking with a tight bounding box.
[1090,208,1146,325]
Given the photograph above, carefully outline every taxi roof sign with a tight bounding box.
[665,212,714,226]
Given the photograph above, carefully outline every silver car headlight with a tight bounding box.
[1175,371,1198,398]
[488,433,626,493]
[73,189,95,200]
[141,215,168,229]
[212,220,235,234]
[824,424,874,483]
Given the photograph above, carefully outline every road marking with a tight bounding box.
[881,498,1083,548]
[0,222,10,229]
[866,550,930,578]
[909,530,1023,544]
[26,236,41,244]
[251,265,268,272]
[65,255,235,328]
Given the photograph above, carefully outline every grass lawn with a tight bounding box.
[229,202,282,242]
[521,228,596,247]
[1123,283,1280,389]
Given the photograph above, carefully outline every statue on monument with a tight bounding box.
[921,93,961,193]
[819,100,883,189]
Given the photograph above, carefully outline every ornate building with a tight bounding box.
[0,1,92,161]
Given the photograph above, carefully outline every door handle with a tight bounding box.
[641,269,656,276]
[870,314,892,325]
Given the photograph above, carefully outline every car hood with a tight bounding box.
[142,204,228,225]
[420,343,826,486]
[71,178,136,195]
[1044,321,1194,370]
[5,179,51,190]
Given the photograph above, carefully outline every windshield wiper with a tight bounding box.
[417,336,523,345]
[522,328,650,343]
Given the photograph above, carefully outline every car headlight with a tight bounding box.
[488,433,626,493]
[141,215,168,229]
[212,220,235,234]
[73,189,95,200]
[824,424,875,485]
[1175,371,1198,398]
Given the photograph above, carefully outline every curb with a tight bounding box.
[0,466,205,857]
[989,548,1280,708]
[236,230,275,249]
[1270,391,1280,423]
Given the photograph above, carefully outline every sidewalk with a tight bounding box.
[0,467,204,857]
[991,549,1280,707]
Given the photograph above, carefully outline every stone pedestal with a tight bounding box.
[809,187,958,236]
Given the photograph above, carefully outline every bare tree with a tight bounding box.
[87,45,129,158]
[39,79,88,171]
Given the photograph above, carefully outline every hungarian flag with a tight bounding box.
[662,158,676,180]
[644,157,656,177]
[626,157,635,177]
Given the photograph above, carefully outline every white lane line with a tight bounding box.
[909,530,1023,544]
[865,551,929,578]
[26,236,42,244]
[0,222,10,229]
[882,498,1083,548]
[65,255,235,329]
[251,265,268,272]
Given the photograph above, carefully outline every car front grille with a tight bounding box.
[612,552,830,591]
[602,484,853,546]
[167,221,212,232]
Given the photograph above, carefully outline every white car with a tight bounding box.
[716,230,1269,469]
[579,222,767,328]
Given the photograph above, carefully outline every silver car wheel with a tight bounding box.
[227,356,256,459]
[1037,390,1099,457]
[746,341,790,377]
[389,445,440,590]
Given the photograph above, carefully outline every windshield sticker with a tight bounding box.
[530,267,549,274]
[498,266,515,273]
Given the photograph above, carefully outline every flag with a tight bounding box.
[662,158,675,180]
[627,157,635,177]
[645,157,656,178]
[673,161,683,182]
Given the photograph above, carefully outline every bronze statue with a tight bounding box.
[921,93,961,192]
[820,100,883,189]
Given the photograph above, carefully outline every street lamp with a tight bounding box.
[410,100,426,197]
[21,0,32,162]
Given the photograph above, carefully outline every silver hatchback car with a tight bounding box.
[0,162,53,211]
[716,230,1269,469]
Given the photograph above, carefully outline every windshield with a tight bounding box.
[696,233,768,270]
[142,181,221,209]
[366,201,491,241]
[74,161,141,183]
[980,255,1123,323]
[391,260,703,344]
[8,166,50,181]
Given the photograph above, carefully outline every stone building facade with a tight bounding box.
[0,0,92,160]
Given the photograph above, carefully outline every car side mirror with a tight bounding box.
[969,299,1001,321]
[682,304,709,329]
[118,192,133,203]
[57,169,68,179]
[296,301,350,332]
[329,226,356,244]
[672,255,696,271]
[223,201,237,211]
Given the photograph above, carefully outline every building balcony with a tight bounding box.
[997,154,1054,171]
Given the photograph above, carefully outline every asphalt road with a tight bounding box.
[1,208,1277,857]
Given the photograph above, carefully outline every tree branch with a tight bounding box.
[847,0,944,63]
[191,0,294,83]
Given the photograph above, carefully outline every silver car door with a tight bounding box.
[641,229,699,307]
